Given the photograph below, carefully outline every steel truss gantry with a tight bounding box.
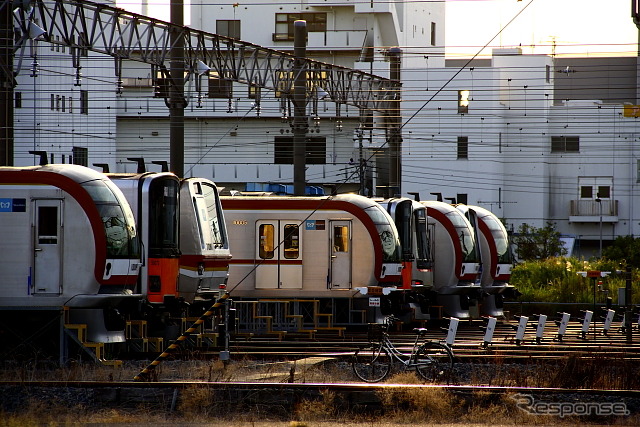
[2,0,401,189]
[5,0,398,111]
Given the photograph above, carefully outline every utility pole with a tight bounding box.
[169,0,185,177]
[626,265,633,344]
[0,3,14,166]
[388,47,402,197]
[293,20,308,196]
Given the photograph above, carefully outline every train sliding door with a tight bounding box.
[255,220,302,289]
[329,220,352,289]
[33,199,63,295]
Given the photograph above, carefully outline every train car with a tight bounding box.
[108,172,181,308]
[456,204,519,317]
[376,198,434,320]
[220,194,403,325]
[178,177,231,306]
[421,200,482,318]
[0,164,141,344]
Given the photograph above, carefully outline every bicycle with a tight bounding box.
[352,316,455,383]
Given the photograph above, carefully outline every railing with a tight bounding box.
[570,199,618,216]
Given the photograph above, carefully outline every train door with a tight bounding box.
[33,199,63,295]
[255,220,302,289]
[329,220,352,289]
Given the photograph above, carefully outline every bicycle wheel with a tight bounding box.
[415,341,454,383]
[352,344,392,382]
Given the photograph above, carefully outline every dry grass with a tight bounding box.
[1,356,640,426]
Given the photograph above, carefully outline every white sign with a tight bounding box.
[369,297,381,307]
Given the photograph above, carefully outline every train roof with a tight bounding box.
[0,164,109,184]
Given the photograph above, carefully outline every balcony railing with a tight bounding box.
[569,199,618,220]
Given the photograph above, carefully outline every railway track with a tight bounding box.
[204,319,640,361]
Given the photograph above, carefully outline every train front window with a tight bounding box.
[201,182,225,246]
[149,178,179,254]
[446,211,478,263]
[484,216,513,264]
[414,208,432,269]
[82,180,140,258]
[396,200,413,260]
[363,205,401,262]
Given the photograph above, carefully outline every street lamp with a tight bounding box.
[595,196,602,258]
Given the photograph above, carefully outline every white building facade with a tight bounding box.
[10,0,640,256]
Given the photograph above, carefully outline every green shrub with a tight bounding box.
[511,257,640,304]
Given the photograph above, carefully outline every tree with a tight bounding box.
[603,235,640,266]
[511,222,567,261]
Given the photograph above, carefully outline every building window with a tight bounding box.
[274,13,327,41]
[274,136,326,165]
[579,177,612,200]
[72,147,88,167]
[14,92,21,108]
[457,136,468,159]
[546,65,551,83]
[50,94,55,110]
[216,20,241,39]
[580,186,593,199]
[551,136,579,153]
[80,90,88,114]
[458,90,470,114]
[208,77,232,99]
[430,22,436,46]
[596,186,610,199]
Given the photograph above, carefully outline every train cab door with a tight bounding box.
[255,220,302,289]
[33,199,63,295]
[329,220,352,289]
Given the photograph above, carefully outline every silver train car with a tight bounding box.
[376,198,434,320]
[108,171,182,308]
[178,177,231,305]
[0,164,141,344]
[421,200,482,319]
[456,204,518,317]
[220,194,404,324]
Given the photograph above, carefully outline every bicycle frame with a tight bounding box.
[377,330,429,370]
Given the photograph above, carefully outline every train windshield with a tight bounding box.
[414,207,432,269]
[82,180,140,258]
[483,215,513,264]
[200,181,226,246]
[394,200,413,261]
[149,177,179,256]
[363,205,401,262]
[446,211,478,263]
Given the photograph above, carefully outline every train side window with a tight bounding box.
[283,224,299,259]
[259,224,275,259]
[38,206,58,244]
[333,226,349,252]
